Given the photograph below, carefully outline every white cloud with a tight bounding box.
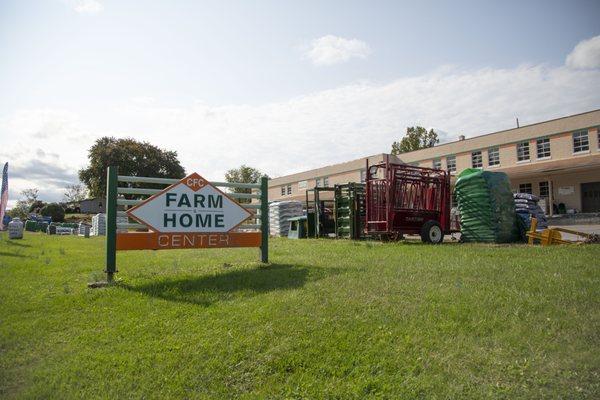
[306,35,371,66]
[66,0,104,15]
[566,35,600,69]
[1,63,600,206]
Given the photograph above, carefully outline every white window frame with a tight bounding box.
[280,186,286,196]
[517,141,530,162]
[519,183,533,194]
[539,181,549,198]
[471,151,482,168]
[573,130,589,154]
[323,177,329,187]
[446,155,456,173]
[487,147,500,166]
[432,158,442,170]
[536,138,551,159]
[360,170,367,183]
[286,185,292,195]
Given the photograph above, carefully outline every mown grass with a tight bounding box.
[0,233,599,399]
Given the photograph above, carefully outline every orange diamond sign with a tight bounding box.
[127,173,252,233]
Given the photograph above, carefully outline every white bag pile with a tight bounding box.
[91,213,106,236]
[56,227,74,235]
[269,201,303,237]
[117,215,129,232]
[91,213,130,235]
[78,222,91,237]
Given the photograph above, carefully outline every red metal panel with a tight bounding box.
[365,161,451,236]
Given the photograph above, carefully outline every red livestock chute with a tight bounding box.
[365,159,455,243]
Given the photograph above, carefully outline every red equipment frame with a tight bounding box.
[365,158,453,239]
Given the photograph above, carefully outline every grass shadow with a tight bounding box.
[2,240,32,248]
[0,251,32,258]
[121,263,339,306]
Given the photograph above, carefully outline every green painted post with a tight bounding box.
[259,176,269,263]
[105,166,118,282]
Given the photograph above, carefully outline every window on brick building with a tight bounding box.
[471,151,482,168]
[536,138,551,159]
[446,155,456,173]
[488,147,500,166]
[517,141,530,161]
[573,130,589,153]
[519,183,532,194]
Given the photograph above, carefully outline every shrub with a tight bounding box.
[28,200,46,213]
[40,203,65,222]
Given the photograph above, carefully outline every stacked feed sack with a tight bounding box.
[454,168,520,243]
[37,222,49,233]
[269,201,302,237]
[117,215,129,232]
[91,213,106,236]
[450,207,461,232]
[78,223,91,237]
[91,213,130,235]
[513,193,548,230]
[55,226,74,235]
[25,220,38,232]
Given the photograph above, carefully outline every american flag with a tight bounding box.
[0,163,8,230]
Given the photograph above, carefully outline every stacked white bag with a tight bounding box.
[91,213,131,235]
[269,201,303,237]
[117,215,129,232]
[91,213,106,236]
[78,222,91,237]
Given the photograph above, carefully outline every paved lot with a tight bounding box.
[434,224,600,243]
[547,224,600,241]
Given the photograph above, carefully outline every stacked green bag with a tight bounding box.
[25,220,38,232]
[454,168,519,243]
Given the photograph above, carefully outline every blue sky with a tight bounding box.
[1,0,599,204]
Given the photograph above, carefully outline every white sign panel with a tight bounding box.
[127,173,252,233]
[558,186,574,195]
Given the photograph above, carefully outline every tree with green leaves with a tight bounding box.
[40,203,65,222]
[63,184,88,202]
[391,126,439,155]
[79,137,186,198]
[7,188,39,219]
[224,165,268,203]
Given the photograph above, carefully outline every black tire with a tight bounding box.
[420,220,444,244]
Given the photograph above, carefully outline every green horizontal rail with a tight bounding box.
[117,175,262,189]
[117,198,261,208]
[117,187,261,199]
[226,193,261,199]
[117,199,141,206]
[117,187,159,195]
[117,176,176,184]
[237,224,261,230]
[117,223,147,229]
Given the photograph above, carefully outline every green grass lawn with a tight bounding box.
[1,233,599,399]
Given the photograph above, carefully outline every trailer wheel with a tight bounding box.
[421,221,443,244]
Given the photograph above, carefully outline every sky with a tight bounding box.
[1,0,600,207]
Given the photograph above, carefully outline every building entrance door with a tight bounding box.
[581,182,600,213]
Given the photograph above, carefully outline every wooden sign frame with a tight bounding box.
[104,166,269,282]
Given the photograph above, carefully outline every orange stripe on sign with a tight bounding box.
[116,231,261,250]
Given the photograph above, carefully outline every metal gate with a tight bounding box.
[365,161,451,236]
